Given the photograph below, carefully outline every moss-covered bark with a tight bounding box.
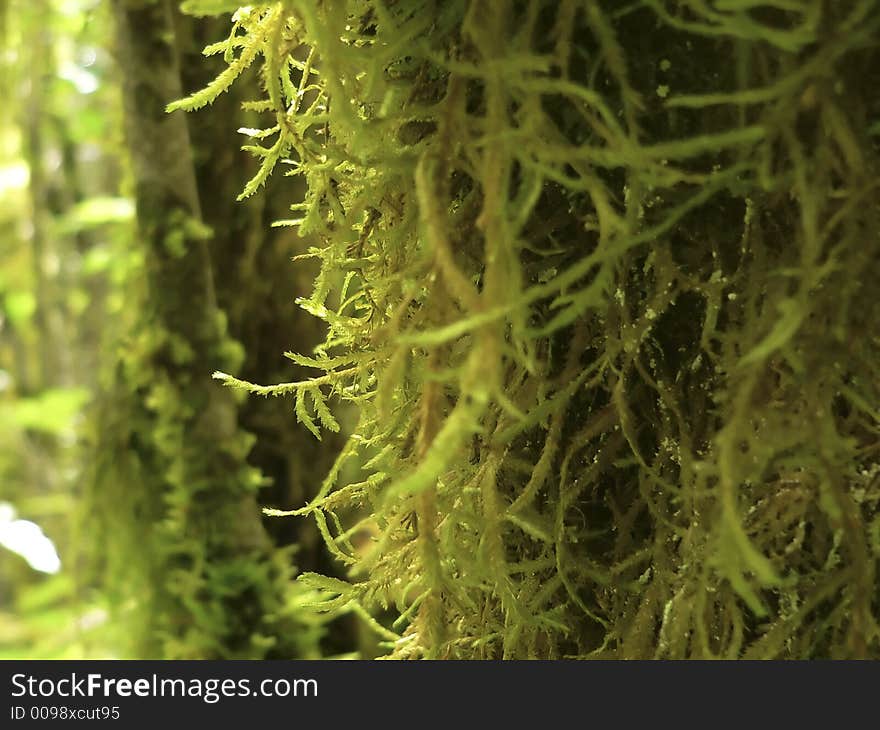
[174,7,356,653]
[172,0,880,659]
[89,0,321,659]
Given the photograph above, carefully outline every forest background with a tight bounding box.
[0,0,355,659]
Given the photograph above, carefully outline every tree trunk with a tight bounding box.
[95,0,319,659]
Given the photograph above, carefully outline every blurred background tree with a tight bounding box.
[0,0,354,658]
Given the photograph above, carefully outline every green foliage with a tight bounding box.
[0,0,136,659]
[1,387,90,435]
[55,197,135,235]
[0,571,117,659]
[180,0,880,658]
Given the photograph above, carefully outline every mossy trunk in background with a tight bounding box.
[174,11,342,574]
[173,9,357,655]
[91,0,320,658]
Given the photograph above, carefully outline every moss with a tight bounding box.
[179,0,880,659]
[86,0,326,659]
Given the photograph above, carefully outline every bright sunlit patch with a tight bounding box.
[0,502,62,574]
[0,162,30,195]
[79,46,98,68]
[58,61,99,94]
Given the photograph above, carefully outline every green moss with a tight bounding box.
[179,0,880,659]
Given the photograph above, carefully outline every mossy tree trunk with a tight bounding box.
[174,12,343,574]
[174,7,356,653]
[182,1,880,659]
[93,0,320,658]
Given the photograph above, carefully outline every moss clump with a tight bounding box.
[179,0,880,658]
